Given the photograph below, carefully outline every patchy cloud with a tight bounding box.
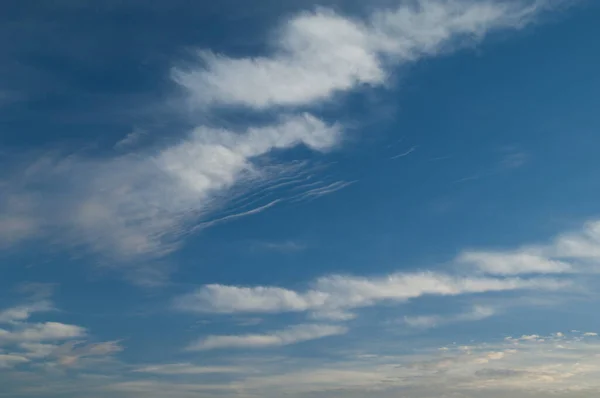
[0,291,123,370]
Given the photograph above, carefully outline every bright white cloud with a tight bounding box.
[174,0,548,109]
[175,271,565,318]
[187,324,347,351]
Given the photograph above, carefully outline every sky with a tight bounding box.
[1,0,600,397]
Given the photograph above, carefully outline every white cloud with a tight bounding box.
[174,0,548,109]
[0,300,53,324]
[175,271,565,318]
[0,293,122,371]
[0,294,85,345]
[0,114,341,276]
[187,324,347,351]
[133,363,243,375]
[0,1,569,282]
[457,220,600,276]
[552,220,600,260]
[176,219,600,319]
[114,127,146,150]
[188,324,346,351]
[17,342,60,360]
[403,305,495,329]
[458,251,572,275]
[0,322,86,343]
[231,332,600,396]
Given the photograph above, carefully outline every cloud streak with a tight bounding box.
[187,324,347,351]
[176,219,600,323]
[403,305,496,329]
[175,271,565,319]
[458,220,600,275]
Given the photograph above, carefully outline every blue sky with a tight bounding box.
[1,0,600,396]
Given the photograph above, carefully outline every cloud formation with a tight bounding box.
[0,291,122,370]
[458,220,600,275]
[187,324,347,351]
[230,331,600,397]
[133,363,243,375]
[403,305,495,329]
[175,271,565,320]
[177,219,600,326]
[0,0,562,283]
[55,331,598,398]
[0,114,340,273]
[174,0,548,109]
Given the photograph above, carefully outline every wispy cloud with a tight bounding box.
[232,331,600,397]
[114,128,147,151]
[458,251,572,275]
[0,114,341,280]
[403,305,496,329]
[288,180,356,203]
[391,146,417,159]
[0,300,53,324]
[133,363,244,375]
[458,219,600,275]
[498,148,529,170]
[187,324,347,351]
[253,240,307,253]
